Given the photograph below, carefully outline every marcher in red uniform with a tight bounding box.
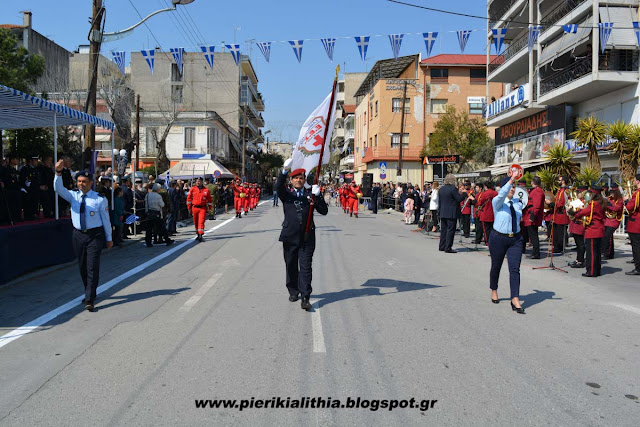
[624,175,640,275]
[571,186,606,277]
[231,178,246,218]
[602,183,623,259]
[552,175,571,254]
[522,176,545,259]
[459,181,473,238]
[248,184,256,210]
[471,183,484,244]
[187,177,213,242]
[479,181,498,245]
[255,184,261,207]
[339,184,346,212]
[568,186,588,268]
[347,182,361,217]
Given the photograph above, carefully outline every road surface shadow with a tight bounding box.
[314,279,443,308]
[520,289,562,309]
[96,287,190,310]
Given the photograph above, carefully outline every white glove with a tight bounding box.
[283,158,293,171]
[304,182,311,190]
[312,185,320,196]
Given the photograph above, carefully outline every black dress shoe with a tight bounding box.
[527,255,541,259]
[569,261,584,268]
[582,273,595,277]
[289,294,299,302]
[85,303,94,312]
[301,297,312,310]
[166,239,174,246]
[625,269,640,276]
[511,302,525,314]
[627,260,635,264]
[444,249,457,254]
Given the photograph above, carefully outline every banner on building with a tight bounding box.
[492,28,507,54]
[599,23,614,53]
[528,25,542,52]
[170,48,185,74]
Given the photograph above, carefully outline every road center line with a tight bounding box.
[0,216,238,350]
[311,300,326,353]
[610,303,640,315]
[178,273,224,313]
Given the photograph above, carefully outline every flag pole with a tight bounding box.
[304,65,340,241]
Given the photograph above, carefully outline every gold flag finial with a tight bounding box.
[335,65,340,79]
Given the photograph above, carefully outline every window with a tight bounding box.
[392,98,410,113]
[184,127,196,150]
[370,103,373,119]
[431,99,447,114]
[145,127,157,155]
[375,100,378,116]
[171,85,183,103]
[171,63,183,82]
[207,128,217,152]
[469,103,484,115]
[391,133,409,148]
[430,68,448,83]
[470,68,486,84]
[374,134,378,147]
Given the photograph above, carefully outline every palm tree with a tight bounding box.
[545,144,579,180]
[536,166,557,192]
[570,116,607,171]
[626,124,640,180]
[575,166,602,187]
[608,120,630,179]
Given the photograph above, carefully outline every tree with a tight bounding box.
[420,106,493,172]
[608,121,640,182]
[535,166,557,192]
[574,166,602,186]
[545,144,579,180]
[0,28,45,92]
[570,116,606,171]
[99,75,135,153]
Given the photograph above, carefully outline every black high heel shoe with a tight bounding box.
[491,298,499,304]
[511,302,525,314]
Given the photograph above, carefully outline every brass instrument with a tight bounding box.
[605,194,618,219]
[565,187,585,221]
[543,190,554,213]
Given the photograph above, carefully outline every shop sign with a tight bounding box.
[485,84,529,119]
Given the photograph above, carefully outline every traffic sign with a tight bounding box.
[508,164,524,181]
[380,173,386,180]
[213,170,221,178]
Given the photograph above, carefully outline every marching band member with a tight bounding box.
[571,186,606,277]
[472,182,484,244]
[602,183,623,259]
[568,186,588,268]
[187,177,212,242]
[522,176,545,259]
[231,177,245,218]
[624,175,640,275]
[552,175,571,254]
[479,181,498,246]
[460,181,473,238]
[347,181,361,218]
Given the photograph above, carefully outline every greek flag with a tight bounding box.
[457,30,472,53]
[635,22,640,48]
[598,23,614,53]
[166,171,170,189]
[170,47,185,74]
[563,24,578,34]
[528,25,542,52]
[225,44,241,65]
[321,38,336,62]
[492,28,507,54]
[289,40,304,63]
[111,51,126,76]
[388,34,404,62]
[354,36,370,62]
[141,49,155,75]
[256,42,271,63]
[423,32,438,57]
[200,45,215,69]
[125,214,139,225]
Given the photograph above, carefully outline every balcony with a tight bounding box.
[488,0,522,28]
[538,52,639,105]
[345,129,354,141]
[240,115,259,135]
[488,30,530,82]
[540,0,587,35]
[340,155,355,168]
[332,127,345,142]
[538,0,590,45]
[362,146,424,163]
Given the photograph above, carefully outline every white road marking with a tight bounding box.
[311,300,326,353]
[0,216,238,350]
[610,303,640,315]
[179,273,224,313]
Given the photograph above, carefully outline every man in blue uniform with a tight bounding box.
[54,159,113,311]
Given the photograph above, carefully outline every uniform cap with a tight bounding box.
[610,182,619,189]
[589,185,603,193]
[76,170,93,180]
[290,168,305,178]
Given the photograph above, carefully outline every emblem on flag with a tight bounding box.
[141,49,155,75]
[634,22,640,48]
[321,38,336,62]
[388,34,404,62]
[125,214,140,225]
[111,51,126,76]
[354,36,370,62]
[528,26,542,52]
[170,47,185,74]
[491,28,507,54]
[562,24,578,34]
[225,44,241,65]
[289,40,304,63]
[457,30,472,53]
[598,23,614,53]
[200,45,215,69]
[257,42,271,63]
[422,32,438,57]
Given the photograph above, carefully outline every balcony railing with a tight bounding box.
[345,129,355,140]
[489,31,529,74]
[541,0,586,32]
[489,0,519,28]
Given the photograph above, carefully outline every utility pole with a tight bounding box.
[135,95,140,172]
[397,81,408,177]
[84,0,104,172]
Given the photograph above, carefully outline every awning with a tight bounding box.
[158,159,234,180]
[490,158,550,176]
[599,7,638,49]
[0,84,114,130]
[538,24,592,66]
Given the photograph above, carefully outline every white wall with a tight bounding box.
[573,84,639,125]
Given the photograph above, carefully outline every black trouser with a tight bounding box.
[166,209,178,233]
[439,217,456,251]
[22,190,39,219]
[113,224,122,246]
[461,214,471,237]
[72,228,105,304]
[521,225,528,253]
[629,232,640,271]
[601,225,617,259]
[430,210,439,230]
[414,206,420,223]
[372,196,378,213]
[489,232,523,299]
[526,225,540,257]
[474,217,483,244]
[283,236,315,298]
[573,234,585,263]
[145,211,168,245]
[585,237,602,276]
[553,224,568,253]
[40,189,54,218]
[482,221,493,246]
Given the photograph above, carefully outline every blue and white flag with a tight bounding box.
[528,25,542,52]
[457,30,472,53]
[598,23,614,53]
[200,45,215,69]
[289,40,304,63]
[225,44,241,65]
[388,34,404,62]
[141,49,155,75]
[422,32,438,57]
[111,51,126,76]
[492,28,507,54]
[170,47,185,74]
[634,22,640,48]
[563,24,578,34]
[165,171,170,189]
[354,36,370,62]
[321,38,336,62]
[256,42,271,63]
[125,214,139,225]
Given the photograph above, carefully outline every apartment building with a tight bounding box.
[486,0,639,179]
[331,72,366,177]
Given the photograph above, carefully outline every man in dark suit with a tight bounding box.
[371,183,380,214]
[438,174,467,253]
[277,159,328,310]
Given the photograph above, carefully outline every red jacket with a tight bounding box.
[603,198,623,229]
[472,191,483,218]
[347,185,360,199]
[573,201,605,239]
[568,195,586,236]
[460,189,473,215]
[232,182,246,198]
[552,187,570,226]
[479,189,498,222]
[187,185,213,208]
[625,190,640,234]
[523,187,545,227]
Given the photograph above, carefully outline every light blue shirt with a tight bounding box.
[54,175,112,241]
[492,181,523,235]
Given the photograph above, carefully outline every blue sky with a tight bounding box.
[6,0,488,141]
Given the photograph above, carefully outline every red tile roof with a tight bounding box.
[421,54,497,66]
[0,24,23,29]
[343,104,356,114]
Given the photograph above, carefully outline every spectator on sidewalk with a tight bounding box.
[112,187,124,247]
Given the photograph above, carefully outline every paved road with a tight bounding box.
[1,200,639,426]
